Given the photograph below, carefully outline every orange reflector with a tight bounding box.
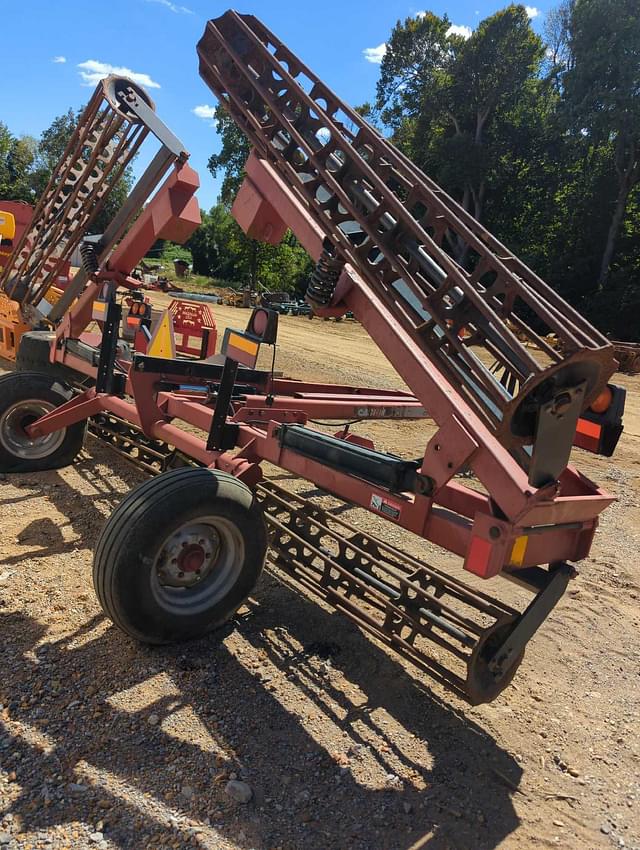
[577,418,601,439]
[590,386,613,414]
[228,332,259,356]
[91,300,108,322]
[509,535,528,567]
[226,331,260,368]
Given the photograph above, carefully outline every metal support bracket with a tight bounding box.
[529,381,587,488]
[96,297,123,395]
[423,413,478,490]
[488,561,574,678]
[124,92,188,160]
[207,357,240,451]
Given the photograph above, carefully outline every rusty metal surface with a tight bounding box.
[612,341,640,374]
[0,77,152,320]
[197,11,616,450]
[257,479,525,704]
[82,412,530,703]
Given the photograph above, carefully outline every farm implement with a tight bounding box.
[0,12,627,704]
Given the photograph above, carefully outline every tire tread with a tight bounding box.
[93,468,266,643]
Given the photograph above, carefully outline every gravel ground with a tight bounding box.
[0,306,639,850]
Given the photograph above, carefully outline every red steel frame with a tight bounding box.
[25,155,614,585]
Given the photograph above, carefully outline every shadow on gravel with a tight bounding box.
[0,457,522,850]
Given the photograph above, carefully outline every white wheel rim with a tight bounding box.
[151,515,245,615]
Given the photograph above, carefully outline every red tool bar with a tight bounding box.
[23,369,607,574]
[272,378,418,399]
[55,163,200,343]
[237,156,529,508]
[107,163,200,275]
[235,154,614,527]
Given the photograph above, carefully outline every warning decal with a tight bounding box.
[370,493,402,520]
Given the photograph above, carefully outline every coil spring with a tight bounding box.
[80,241,100,276]
[306,241,344,307]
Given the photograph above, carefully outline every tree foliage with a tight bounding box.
[0,123,36,203]
[562,0,640,284]
[370,2,639,335]
[201,104,313,292]
[188,204,312,293]
[376,5,544,242]
[207,106,251,207]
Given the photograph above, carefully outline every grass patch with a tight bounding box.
[140,257,242,294]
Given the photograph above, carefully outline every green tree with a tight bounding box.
[0,123,36,203]
[188,205,242,279]
[188,204,312,292]
[203,104,313,292]
[29,110,78,197]
[543,0,574,82]
[376,5,544,247]
[207,106,251,206]
[562,0,640,285]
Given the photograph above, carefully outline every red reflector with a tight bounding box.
[577,418,601,439]
[574,417,601,453]
[466,536,492,578]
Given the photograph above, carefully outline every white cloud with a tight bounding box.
[77,60,160,89]
[52,56,66,64]
[192,104,217,119]
[363,43,387,64]
[145,0,192,13]
[192,105,218,128]
[525,5,541,18]
[447,23,473,39]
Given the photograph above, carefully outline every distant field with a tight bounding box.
[140,256,241,294]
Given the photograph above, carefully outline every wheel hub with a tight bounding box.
[0,400,65,460]
[156,523,221,588]
[178,544,206,573]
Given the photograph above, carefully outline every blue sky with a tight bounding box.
[1,0,548,211]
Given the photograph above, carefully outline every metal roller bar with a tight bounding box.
[81,411,572,704]
[0,77,157,320]
[197,11,616,452]
[256,479,528,704]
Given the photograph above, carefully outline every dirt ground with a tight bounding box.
[0,304,639,850]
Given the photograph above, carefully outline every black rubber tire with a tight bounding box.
[16,331,79,383]
[0,371,87,473]
[93,467,268,644]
